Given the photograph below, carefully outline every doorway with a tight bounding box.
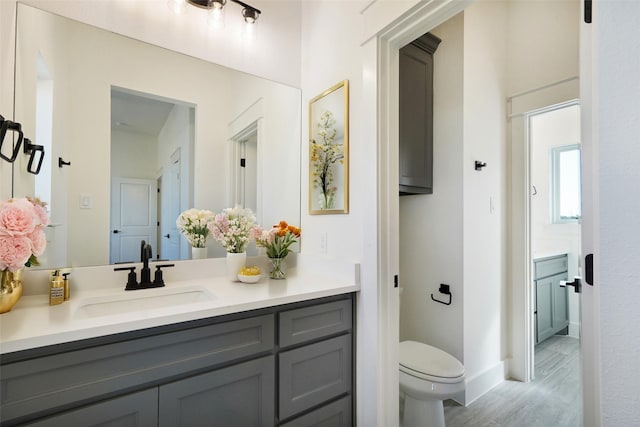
[109,87,194,263]
[528,102,582,355]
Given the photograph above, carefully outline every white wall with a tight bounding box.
[300,0,364,261]
[300,0,371,421]
[399,12,465,364]
[462,0,509,402]
[0,1,16,200]
[17,0,302,88]
[157,104,193,258]
[506,0,579,95]
[596,1,640,424]
[111,129,158,179]
[1,0,302,201]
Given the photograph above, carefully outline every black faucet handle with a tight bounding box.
[153,264,175,287]
[114,266,138,290]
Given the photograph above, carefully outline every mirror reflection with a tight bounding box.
[11,3,301,269]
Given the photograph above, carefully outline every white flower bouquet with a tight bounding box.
[176,209,215,248]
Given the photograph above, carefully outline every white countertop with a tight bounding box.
[0,255,360,354]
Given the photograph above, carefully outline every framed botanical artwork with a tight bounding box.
[309,80,349,214]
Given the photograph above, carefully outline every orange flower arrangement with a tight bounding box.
[251,220,301,259]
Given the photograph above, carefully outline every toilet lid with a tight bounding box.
[399,341,464,382]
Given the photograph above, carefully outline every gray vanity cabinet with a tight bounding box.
[1,294,355,427]
[278,299,353,425]
[534,254,569,344]
[399,32,441,195]
[159,356,275,427]
[24,389,158,427]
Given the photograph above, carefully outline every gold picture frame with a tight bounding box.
[309,80,349,214]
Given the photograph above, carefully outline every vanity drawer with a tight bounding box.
[279,334,352,420]
[534,255,568,280]
[279,299,352,348]
[280,395,351,427]
[1,314,274,424]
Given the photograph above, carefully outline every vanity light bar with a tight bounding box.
[186,0,261,23]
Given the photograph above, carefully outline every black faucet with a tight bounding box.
[140,240,153,286]
[114,240,174,290]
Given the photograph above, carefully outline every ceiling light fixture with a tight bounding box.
[186,0,261,23]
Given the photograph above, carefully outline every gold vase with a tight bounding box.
[1,269,24,314]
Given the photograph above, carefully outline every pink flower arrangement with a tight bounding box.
[0,197,49,272]
[208,206,256,253]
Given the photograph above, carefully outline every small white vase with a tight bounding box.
[226,252,247,281]
[192,247,207,260]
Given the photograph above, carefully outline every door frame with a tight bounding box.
[372,1,599,425]
[370,1,471,424]
[521,98,581,381]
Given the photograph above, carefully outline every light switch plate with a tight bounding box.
[80,194,93,209]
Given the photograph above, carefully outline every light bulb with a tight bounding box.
[208,5,226,28]
[242,7,259,24]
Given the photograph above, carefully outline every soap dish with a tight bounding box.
[237,274,261,284]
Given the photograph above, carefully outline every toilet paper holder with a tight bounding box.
[431,284,452,306]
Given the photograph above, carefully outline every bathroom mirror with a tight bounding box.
[10,3,301,269]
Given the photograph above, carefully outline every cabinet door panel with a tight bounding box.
[553,272,569,330]
[1,314,274,423]
[279,335,351,420]
[399,44,433,194]
[26,388,158,427]
[159,356,275,427]
[536,277,555,343]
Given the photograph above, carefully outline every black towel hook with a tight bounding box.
[430,283,452,306]
[475,160,487,171]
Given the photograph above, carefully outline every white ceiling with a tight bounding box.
[111,89,176,136]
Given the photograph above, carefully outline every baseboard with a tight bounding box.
[459,360,507,406]
[569,321,580,338]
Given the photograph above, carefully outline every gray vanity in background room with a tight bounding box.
[534,254,569,344]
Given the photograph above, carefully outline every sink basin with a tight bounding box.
[75,286,215,319]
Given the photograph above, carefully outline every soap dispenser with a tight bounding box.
[49,270,64,305]
[62,271,71,300]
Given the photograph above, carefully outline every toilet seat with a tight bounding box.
[399,340,464,384]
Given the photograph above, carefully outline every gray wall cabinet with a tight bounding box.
[1,294,355,427]
[399,32,441,195]
[534,254,569,344]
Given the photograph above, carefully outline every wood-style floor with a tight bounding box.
[444,335,582,427]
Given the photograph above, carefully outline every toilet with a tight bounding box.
[399,340,465,427]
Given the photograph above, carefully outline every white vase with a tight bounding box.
[226,252,247,281]
[192,247,207,260]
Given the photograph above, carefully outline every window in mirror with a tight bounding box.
[551,144,581,223]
